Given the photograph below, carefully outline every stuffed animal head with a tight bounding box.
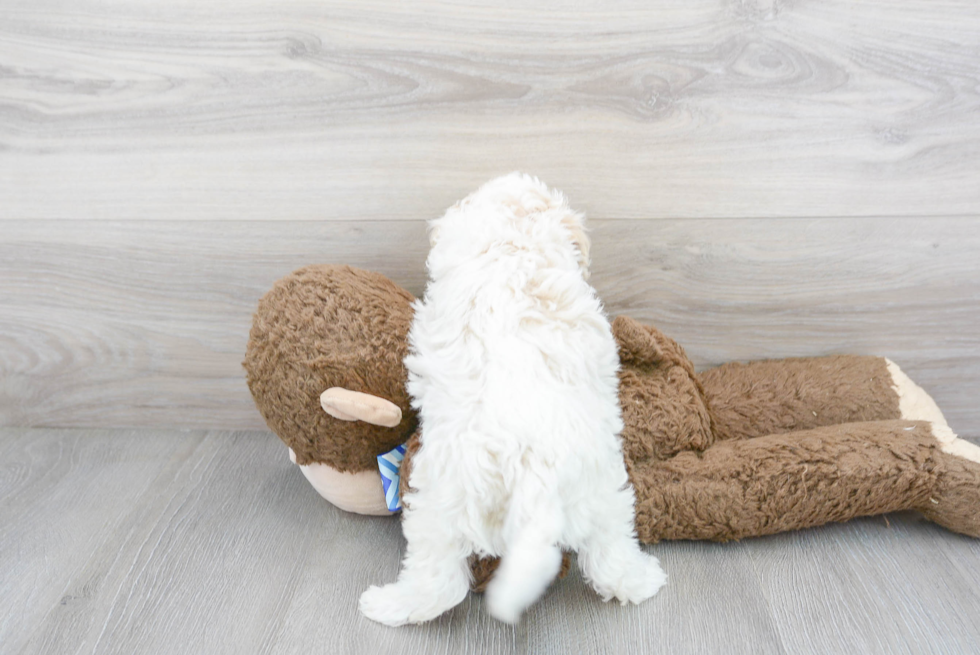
[243,264,417,513]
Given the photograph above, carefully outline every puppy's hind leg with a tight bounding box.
[577,482,666,605]
[485,476,565,624]
[359,501,472,626]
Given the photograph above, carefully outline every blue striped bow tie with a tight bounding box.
[377,444,407,512]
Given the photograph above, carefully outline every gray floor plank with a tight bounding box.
[747,517,980,655]
[40,432,328,655]
[3,428,980,655]
[0,429,206,655]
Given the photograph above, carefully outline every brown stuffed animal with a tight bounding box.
[244,264,980,585]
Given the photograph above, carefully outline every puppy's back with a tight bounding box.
[406,172,624,515]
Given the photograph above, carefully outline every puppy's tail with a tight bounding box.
[485,473,564,624]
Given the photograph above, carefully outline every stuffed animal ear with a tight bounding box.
[320,387,403,427]
[612,315,666,367]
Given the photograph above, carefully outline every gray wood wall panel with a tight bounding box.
[2,0,979,221]
[2,428,978,655]
[1,217,978,434]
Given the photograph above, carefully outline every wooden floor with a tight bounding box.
[2,427,979,655]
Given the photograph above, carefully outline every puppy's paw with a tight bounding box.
[360,581,464,626]
[611,555,667,605]
[589,553,667,606]
[359,584,417,627]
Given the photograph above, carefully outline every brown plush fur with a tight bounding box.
[245,266,980,591]
[614,316,715,461]
[701,354,902,441]
[920,452,980,537]
[630,419,942,542]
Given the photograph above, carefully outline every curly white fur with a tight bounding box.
[359,172,666,626]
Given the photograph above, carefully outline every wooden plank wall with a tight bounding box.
[1,0,979,432]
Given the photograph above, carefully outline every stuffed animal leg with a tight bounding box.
[613,316,907,458]
[697,352,980,536]
[628,419,980,542]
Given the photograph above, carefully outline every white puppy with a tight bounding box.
[359,173,666,626]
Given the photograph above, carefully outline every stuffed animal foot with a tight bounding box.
[919,434,980,538]
[888,363,980,537]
